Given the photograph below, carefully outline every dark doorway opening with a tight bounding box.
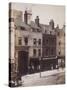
[18,51,28,76]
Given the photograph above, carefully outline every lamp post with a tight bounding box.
[39,57,42,78]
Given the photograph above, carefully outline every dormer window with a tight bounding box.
[32,28,36,32]
[37,29,41,32]
[20,26,25,30]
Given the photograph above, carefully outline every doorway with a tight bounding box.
[18,51,28,76]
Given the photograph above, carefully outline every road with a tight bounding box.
[22,71,65,87]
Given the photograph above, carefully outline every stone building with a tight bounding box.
[9,4,64,86]
[55,25,65,68]
[15,11,42,75]
[9,4,24,86]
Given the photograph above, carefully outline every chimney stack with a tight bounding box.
[35,16,39,26]
[49,19,54,30]
[24,10,28,24]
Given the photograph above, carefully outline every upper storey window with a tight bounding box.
[18,37,22,45]
[33,38,37,45]
[38,39,41,45]
[24,37,28,45]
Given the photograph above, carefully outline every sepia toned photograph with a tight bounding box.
[9,2,65,87]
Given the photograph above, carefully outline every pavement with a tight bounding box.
[21,68,65,86]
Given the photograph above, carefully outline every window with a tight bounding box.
[38,39,41,45]
[37,29,41,32]
[46,39,49,44]
[33,38,37,45]
[18,38,22,45]
[20,26,25,30]
[24,37,28,45]
[32,28,36,32]
[38,49,41,56]
[33,49,36,56]
[45,30,47,34]
[50,31,52,34]
[59,51,61,55]
[59,42,61,45]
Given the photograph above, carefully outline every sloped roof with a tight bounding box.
[30,21,41,29]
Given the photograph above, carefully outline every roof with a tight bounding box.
[15,20,56,34]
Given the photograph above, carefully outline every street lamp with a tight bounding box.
[39,57,42,78]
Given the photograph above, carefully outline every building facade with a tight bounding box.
[9,6,65,86]
[14,10,43,76]
[55,25,65,68]
[41,20,58,71]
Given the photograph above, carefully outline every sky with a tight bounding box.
[11,2,65,28]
